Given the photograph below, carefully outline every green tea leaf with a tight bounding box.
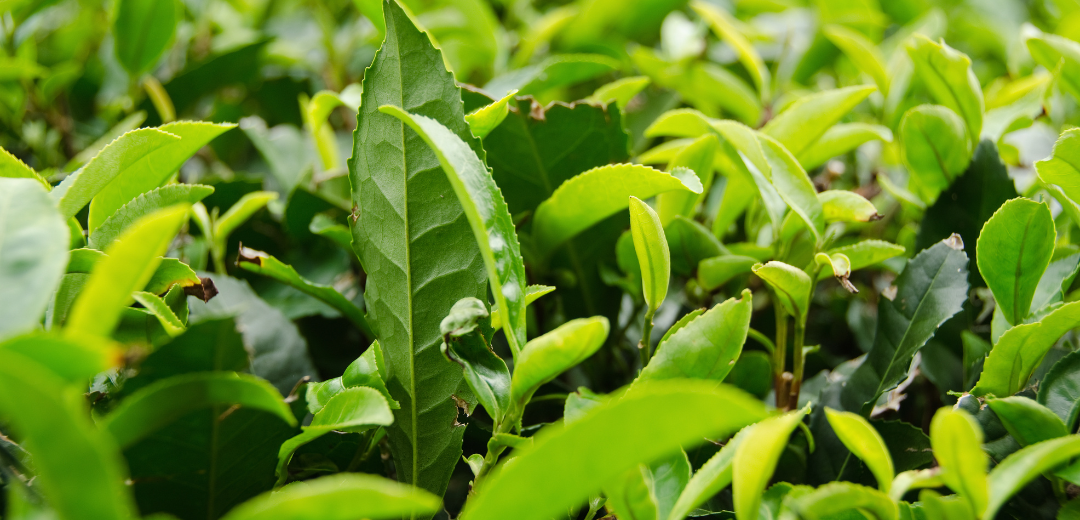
[533,164,701,255]
[1036,128,1080,210]
[930,407,988,517]
[976,198,1055,326]
[691,0,769,100]
[0,145,48,188]
[102,372,296,449]
[906,36,983,145]
[509,317,609,418]
[639,290,752,383]
[213,191,277,247]
[666,428,747,520]
[666,217,724,276]
[0,178,69,340]
[1025,29,1080,102]
[67,250,202,295]
[0,332,117,383]
[219,474,441,520]
[380,105,528,356]
[484,54,619,98]
[986,435,1080,519]
[461,380,769,520]
[586,76,650,111]
[759,134,825,243]
[87,122,233,231]
[51,128,180,220]
[1030,253,1080,315]
[761,85,876,160]
[89,184,214,250]
[973,301,1080,397]
[657,134,717,226]
[797,123,892,171]
[697,255,758,290]
[237,246,374,339]
[0,350,138,520]
[1038,350,1080,430]
[824,408,894,492]
[819,190,882,223]
[131,291,185,336]
[919,490,974,520]
[630,196,670,313]
[824,24,889,95]
[752,261,812,321]
[276,387,393,485]
[786,482,898,520]
[65,204,190,338]
[987,396,1068,447]
[307,341,396,414]
[113,0,176,75]
[900,104,971,204]
[490,285,555,329]
[347,1,490,498]
[606,451,691,520]
[841,237,969,413]
[733,407,808,520]
[465,89,517,139]
[440,299,510,423]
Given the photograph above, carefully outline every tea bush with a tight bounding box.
[5,0,1080,519]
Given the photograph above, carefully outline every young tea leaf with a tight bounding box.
[930,407,988,517]
[824,408,894,493]
[906,35,984,145]
[219,473,442,520]
[733,406,809,520]
[976,198,1055,326]
[630,196,671,313]
[638,289,752,383]
[972,301,1080,397]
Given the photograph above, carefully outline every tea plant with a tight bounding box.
[7,0,1080,519]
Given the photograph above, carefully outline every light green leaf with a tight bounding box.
[348,0,488,499]
[532,163,702,255]
[306,341,396,414]
[0,145,48,188]
[65,204,190,338]
[309,214,353,251]
[819,190,882,223]
[276,387,393,485]
[815,252,856,292]
[841,236,968,413]
[930,407,988,517]
[657,134,717,226]
[919,489,974,520]
[1036,128,1080,210]
[1030,252,1080,314]
[797,123,892,171]
[508,317,609,421]
[976,198,1055,326]
[586,76,650,111]
[986,436,1080,519]
[890,469,944,502]
[440,298,510,423]
[825,240,905,272]
[220,473,441,520]
[733,406,809,520]
[113,0,176,75]
[987,396,1068,447]
[102,372,296,449]
[1025,28,1080,102]
[51,128,179,221]
[639,290,752,383]
[783,482,898,520]
[761,85,876,160]
[466,89,517,139]
[0,178,69,340]
[379,105,528,356]
[906,36,984,145]
[759,135,825,243]
[237,246,373,339]
[0,332,117,383]
[461,380,769,520]
[0,350,138,520]
[666,428,747,520]
[972,301,1080,397]
[825,408,894,493]
[89,184,213,250]
[484,54,620,99]
[824,24,889,95]
[87,122,233,231]
[752,261,812,321]
[691,0,769,100]
[697,255,758,291]
[630,196,670,313]
[606,450,691,520]
[491,285,555,329]
[67,250,202,295]
[900,104,971,204]
[131,291,185,337]
[644,108,715,139]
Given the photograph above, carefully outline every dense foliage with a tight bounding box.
[9,0,1080,518]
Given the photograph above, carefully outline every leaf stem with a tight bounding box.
[789,320,806,408]
[773,302,789,410]
[639,307,656,370]
[747,327,776,355]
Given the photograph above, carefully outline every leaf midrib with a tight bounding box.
[1011,209,1037,324]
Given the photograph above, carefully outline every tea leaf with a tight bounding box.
[762,85,876,160]
[0,178,69,340]
[987,396,1068,447]
[89,184,214,250]
[976,198,1055,326]
[466,89,517,139]
[824,408,894,492]
[114,0,176,75]
[733,407,809,520]
[930,407,988,517]
[639,290,752,383]
[102,372,296,449]
[900,104,971,203]
[819,190,882,223]
[972,301,1080,397]
[1037,350,1080,430]
[906,36,983,144]
[752,261,812,321]
[666,428,747,520]
[462,380,769,520]
[630,196,670,313]
[219,474,441,520]
[509,317,609,416]
[986,435,1080,519]
[824,24,889,94]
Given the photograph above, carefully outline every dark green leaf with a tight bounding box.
[986,435,1080,519]
[1038,350,1080,430]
